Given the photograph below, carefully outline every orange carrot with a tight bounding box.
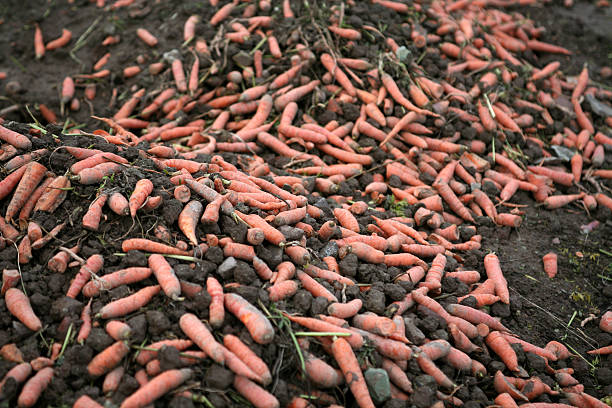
[352,314,396,337]
[1,269,20,295]
[5,162,47,221]
[87,341,129,377]
[128,179,153,218]
[0,362,32,394]
[76,299,92,344]
[136,28,158,46]
[73,162,122,185]
[487,331,521,373]
[434,181,474,222]
[331,337,375,408]
[333,207,360,233]
[587,345,612,355]
[66,254,104,298]
[0,343,24,363]
[224,334,272,386]
[120,369,193,408]
[122,238,190,255]
[45,28,72,50]
[543,193,585,209]
[108,192,129,216]
[542,253,558,278]
[179,313,225,364]
[34,24,45,59]
[421,253,447,292]
[5,288,42,331]
[225,293,274,344]
[328,299,363,319]
[148,254,180,300]
[172,59,187,92]
[73,395,104,408]
[97,285,160,319]
[82,193,107,231]
[105,320,132,341]
[233,375,280,408]
[17,367,53,407]
[178,200,203,246]
[297,270,338,303]
[207,276,225,328]
[303,349,343,388]
[484,253,509,304]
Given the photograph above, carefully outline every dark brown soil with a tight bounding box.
[0,0,611,407]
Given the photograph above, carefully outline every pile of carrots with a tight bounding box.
[0,0,611,406]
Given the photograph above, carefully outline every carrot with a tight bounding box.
[77,299,92,344]
[587,345,612,355]
[126,179,154,218]
[352,314,396,337]
[148,254,181,300]
[493,371,528,402]
[543,193,585,209]
[45,28,72,50]
[179,313,225,364]
[120,368,193,408]
[66,254,104,298]
[284,313,363,349]
[416,353,455,389]
[122,238,190,255]
[1,269,20,295]
[297,270,338,303]
[331,337,375,408]
[483,253,509,304]
[97,285,160,319]
[207,276,225,328]
[5,288,42,331]
[328,299,363,319]
[382,358,413,393]
[33,24,45,59]
[73,162,122,185]
[107,192,129,216]
[17,367,53,408]
[541,252,558,278]
[233,375,280,408]
[87,340,129,377]
[434,181,474,222]
[136,28,158,46]
[171,58,187,92]
[446,303,510,332]
[82,193,107,231]
[73,395,104,408]
[5,162,47,221]
[102,366,124,395]
[0,343,24,363]
[302,349,343,388]
[224,334,272,386]
[333,207,360,233]
[235,211,286,246]
[176,200,202,246]
[105,320,132,341]
[0,362,32,394]
[486,331,520,372]
[225,293,274,344]
[420,253,447,293]
[135,339,193,365]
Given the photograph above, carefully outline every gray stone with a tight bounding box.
[364,368,391,405]
[217,257,237,279]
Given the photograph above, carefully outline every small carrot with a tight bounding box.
[225,293,275,344]
[102,366,124,395]
[120,369,193,408]
[5,288,42,331]
[77,299,92,344]
[128,179,153,218]
[73,396,104,408]
[17,367,53,407]
[148,254,180,300]
[178,200,203,246]
[484,253,509,304]
[87,341,130,377]
[34,24,45,59]
[45,28,72,50]
[122,238,190,255]
[72,162,122,185]
[224,334,272,386]
[5,162,47,221]
[331,337,375,408]
[82,193,108,231]
[66,254,104,298]
[108,192,130,216]
[206,276,225,328]
[0,343,24,363]
[97,285,160,319]
[136,28,158,46]
[542,253,558,278]
[105,320,132,341]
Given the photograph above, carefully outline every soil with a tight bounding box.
[0,0,611,407]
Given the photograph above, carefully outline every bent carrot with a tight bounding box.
[484,253,509,304]
[5,162,47,221]
[45,28,72,50]
[331,337,375,408]
[66,254,104,298]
